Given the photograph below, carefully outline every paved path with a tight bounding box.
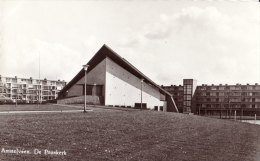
[54,104,86,108]
[0,109,93,114]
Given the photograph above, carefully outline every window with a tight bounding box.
[184,95,192,100]
[230,86,235,90]
[201,92,206,96]
[201,87,206,90]
[83,85,93,95]
[160,106,163,111]
[210,92,216,96]
[230,98,240,102]
[219,87,225,90]
[247,86,253,90]
[219,92,224,96]
[211,87,217,90]
[234,92,241,96]
[219,98,224,102]
[235,86,241,90]
[95,85,103,96]
[184,101,191,106]
[211,98,216,102]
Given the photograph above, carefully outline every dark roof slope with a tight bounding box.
[59,44,172,97]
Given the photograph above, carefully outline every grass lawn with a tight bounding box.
[0,104,82,112]
[0,105,260,161]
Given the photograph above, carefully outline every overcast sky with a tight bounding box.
[0,0,259,86]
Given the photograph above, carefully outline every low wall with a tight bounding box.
[57,96,101,105]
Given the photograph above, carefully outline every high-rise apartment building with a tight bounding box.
[194,83,260,116]
[162,80,260,116]
[0,75,66,103]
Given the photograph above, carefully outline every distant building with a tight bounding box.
[162,80,260,115]
[183,79,197,114]
[194,83,260,116]
[58,44,178,112]
[162,85,184,113]
[162,79,197,113]
[0,75,66,103]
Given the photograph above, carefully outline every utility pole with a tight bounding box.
[140,79,144,109]
[38,51,41,105]
[228,88,231,119]
[82,64,89,113]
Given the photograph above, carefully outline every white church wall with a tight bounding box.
[105,57,164,109]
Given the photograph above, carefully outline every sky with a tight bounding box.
[0,0,259,86]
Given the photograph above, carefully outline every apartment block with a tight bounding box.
[195,83,260,116]
[0,75,66,103]
[162,80,260,115]
[162,85,184,113]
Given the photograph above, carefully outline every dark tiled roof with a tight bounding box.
[59,44,172,97]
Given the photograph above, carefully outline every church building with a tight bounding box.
[58,45,178,112]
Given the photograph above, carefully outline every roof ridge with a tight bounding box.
[59,45,172,97]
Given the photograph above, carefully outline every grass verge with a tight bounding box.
[0,105,259,161]
[0,104,81,112]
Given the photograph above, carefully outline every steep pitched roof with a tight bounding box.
[59,44,172,97]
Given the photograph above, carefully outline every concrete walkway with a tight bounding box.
[0,109,93,114]
[53,104,86,108]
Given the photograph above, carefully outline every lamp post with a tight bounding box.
[37,93,39,108]
[83,64,89,113]
[141,79,144,109]
[15,94,17,107]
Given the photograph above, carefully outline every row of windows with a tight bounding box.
[174,98,184,102]
[184,101,191,106]
[163,87,184,91]
[197,98,260,102]
[199,86,260,90]
[184,89,192,94]
[173,93,184,96]
[183,79,194,84]
[184,95,192,100]
[199,92,260,96]
[198,104,259,108]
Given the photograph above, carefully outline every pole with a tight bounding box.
[141,79,143,109]
[234,110,236,120]
[37,94,39,108]
[255,114,257,124]
[82,64,89,113]
[226,109,228,119]
[16,95,17,107]
[39,51,41,105]
[228,88,230,119]
[242,108,243,121]
[220,103,222,119]
[84,70,86,112]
